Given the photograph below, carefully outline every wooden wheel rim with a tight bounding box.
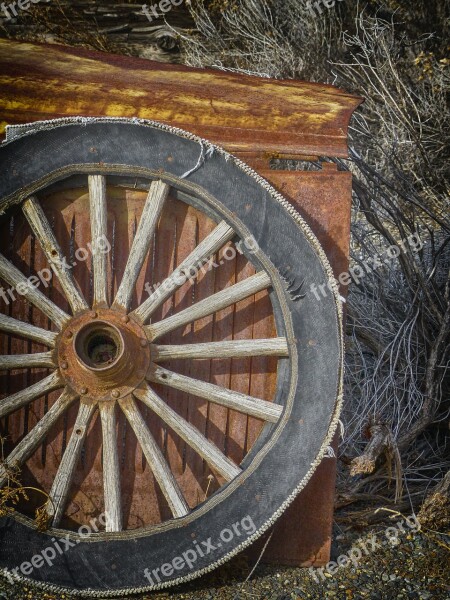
[0,118,343,596]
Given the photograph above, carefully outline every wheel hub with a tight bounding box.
[57,309,151,401]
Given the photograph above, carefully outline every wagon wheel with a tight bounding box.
[0,119,343,597]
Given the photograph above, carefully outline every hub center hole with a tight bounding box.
[74,322,124,371]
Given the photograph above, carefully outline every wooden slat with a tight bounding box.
[152,338,289,361]
[132,220,235,323]
[0,371,63,419]
[99,402,122,532]
[0,253,69,329]
[113,180,169,310]
[23,196,88,314]
[119,396,189,519]
[146,271,271,341]
[0,352,55,370]
[0,40,362,157]
[47,401,97,526]
[134,384,242,481]
[148,364,283,423]
[0,313,57,347]
[0,389,77,488]
[88,175,109,307]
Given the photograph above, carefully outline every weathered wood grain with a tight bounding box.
[88,175,109,308]
[152,338,289,361]
[0,313,57,347]
[0,389,77,488]
[47,400,97,525]
[148,364,283,423]
[146,271,271,341]
[99,401,122,532]
[0,370,63,419]
[113,180,169,311]
[134,384,241,481]
[132,220,235,323]
[0,351,55,370]
[23,196,88,314]
[119,396,189,518]
[0,253,69,329]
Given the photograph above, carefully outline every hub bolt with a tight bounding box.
[121,316,130,324]
[89,311,97,318]
[140,338,148,347]
[111,390,120,399]
[80,387,88,395]
[60,361,68,370]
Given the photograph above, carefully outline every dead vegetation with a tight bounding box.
[182,0,450,524]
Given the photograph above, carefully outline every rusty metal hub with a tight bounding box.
[56,309,151,401]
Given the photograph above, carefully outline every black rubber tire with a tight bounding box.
[0,118,343,597]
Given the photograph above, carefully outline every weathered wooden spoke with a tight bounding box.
[134,384,242,481]
[0,313,57,347]
[148,364,283,423]
[152,338,289,362]
[146,271,271,341]
[0,389,77,488]
[119,396,189,519]
[23,196,88,314]
[0,352,55,370]
[47,400,97,526]
[0,371,63,419]
[0,254,69,329]
[132,220,235,323]
[88,175,109,308]
[113,180,169,311]
[99,402,122,532]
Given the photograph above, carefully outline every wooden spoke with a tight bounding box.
[0,371,63,419]
[0,254,69,329]
[47,400,97,526]
[113,180,169,311]
[0,352,55,370]
[146,271,271,341]
[148,365,283,423]
[23,196,88,314]
[134,384,242,481]
[0,313,57,347]
[119,396,189,519]
[132,220,235,323]
[152,338,289,362]
[0,389,77,488]
[99,402,122,532]
[88,175,109,307]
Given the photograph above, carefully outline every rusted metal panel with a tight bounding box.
[247,167,351,566]
[0,40,362,158]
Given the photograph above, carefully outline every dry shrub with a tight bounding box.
[183,0,450,519]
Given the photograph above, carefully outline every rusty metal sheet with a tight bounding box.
[0,40,362,158]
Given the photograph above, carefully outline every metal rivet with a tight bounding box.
[60,361,68,370]
[140,339,148,347]
[111,390,120,399]
[80,387,88,395]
